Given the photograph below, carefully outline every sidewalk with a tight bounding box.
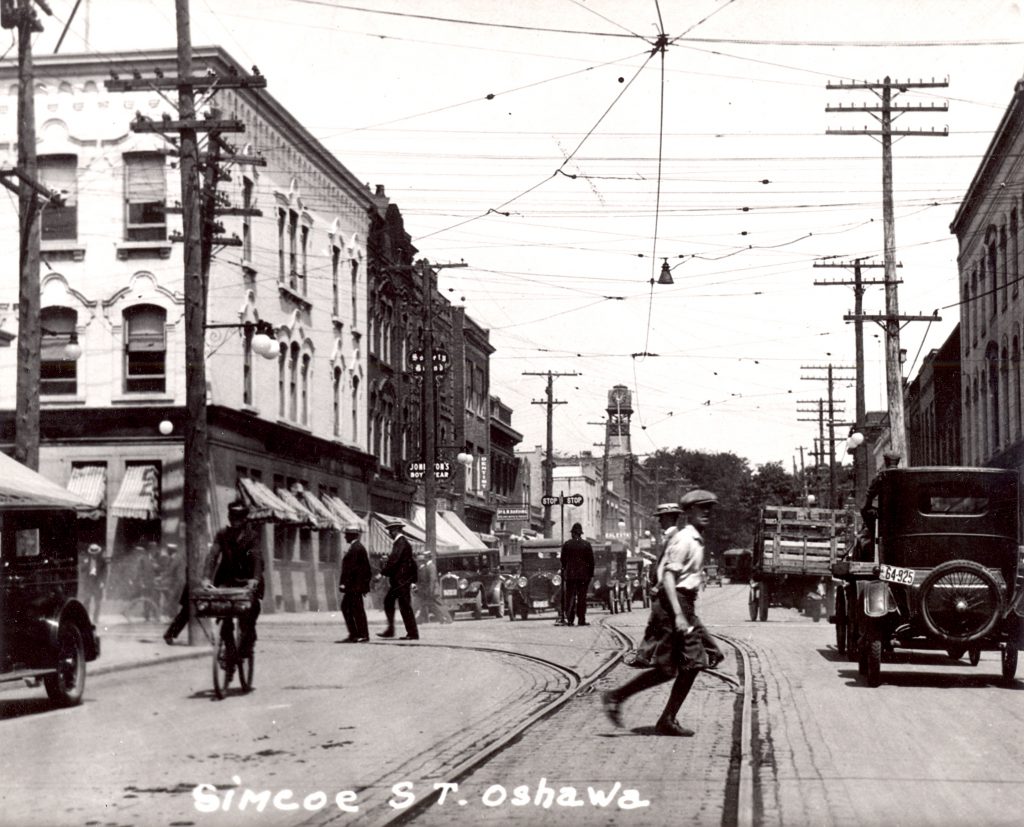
[89,604,393,677]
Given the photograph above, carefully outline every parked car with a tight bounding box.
[0,453,100,706]
[704,564,723,588]
[589,543,629,613]
[436,548,505,618]
[627,558,652,608]
[832,467,1023,686]
[507,546,563,621]
[721,548,752,583]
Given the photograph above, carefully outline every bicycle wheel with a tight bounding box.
[122,596,163,623]
[212,621,235,700]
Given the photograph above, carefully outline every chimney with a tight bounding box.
[375,184,386,197]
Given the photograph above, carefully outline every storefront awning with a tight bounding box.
[276,488,322,528]
[438,509,489,549]
[237,478,301,523]
[0,452,88,509]
[300,490,343,530]
[322,494,366,532]
[110,465,160,520]
[67,465,106,519]
[368,512,427,557]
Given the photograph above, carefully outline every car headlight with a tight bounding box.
[458,578,469,590]
[632,579,639,587]
[552,574,562,587]
[594,580,602,590]
[517,576,527,588]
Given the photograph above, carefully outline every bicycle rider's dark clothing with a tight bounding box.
[204,521,264,656]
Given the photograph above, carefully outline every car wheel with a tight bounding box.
[472,591,483,620]
[758,584,770,622]
[946,646,965,661]
[748,586,758,622]
[44,623,86,706]
[919,560,1002,645]
[1002,646,1018,683]
[968,647,981,667]
[866,637,882,687]
[835,589,848,654]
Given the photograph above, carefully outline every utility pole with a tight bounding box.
[587,418,609,538]
[827,75,947,460]
[814,258,896,505]
[796,446,809,503]
[417,260,466,564]
[801,361,854,507]
[5,0,52,470]
[105,1,265,644]
[524,371,579,538]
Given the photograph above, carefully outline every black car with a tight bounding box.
[833,467,1024,686]
[507,546,563,621]
[436,548,505,618]
[0,454,100,705]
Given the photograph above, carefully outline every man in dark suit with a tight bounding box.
[338,525,371,642]
[378,520,419,640]
[560,522,595,626]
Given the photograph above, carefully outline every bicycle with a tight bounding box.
[191,586,256,700]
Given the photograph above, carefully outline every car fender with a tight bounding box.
[862,580,896,618]
[52,598,99,661]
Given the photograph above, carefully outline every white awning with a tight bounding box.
[110,465,160,520]
[276,488,322,528]
[0,452,88,509]
[300,490,343,530]
[67,465,106,518]
[237,478,301,523]
[439,509,489,550]
[322,494,366,532]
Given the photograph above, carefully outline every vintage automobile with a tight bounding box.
[832,467,1024,687]
[507,545,563,621]
[589,543,630,613]
[436,548,505,618]
[0,453,100,706]
[627,557,652,608]
[721,548,752,583]
[704,564,723,588]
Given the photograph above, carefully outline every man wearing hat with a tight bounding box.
[650,502,683,590]
[415,550,452,625]
[559,522,595,627]
[603,489,725,737]
[78,543,108,622]
[378,520,419,640]
[338,524,371,642]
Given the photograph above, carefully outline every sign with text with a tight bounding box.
[406,460,451,480]
[496,504,529,521]
[541,494,584,507]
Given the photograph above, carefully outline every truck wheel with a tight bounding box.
[758,584,770,622]
[1002,647,1018,683]
[866,637,882,687]
[44,623,86,706]
[472,591,483,620]
[968,647,981,666]
[748,586,758,622]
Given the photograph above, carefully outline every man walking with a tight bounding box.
[378,520,419,640]
[79,543,108,623]
[339,525,371,642]
[560,522,594,627]
[416,551,452,624]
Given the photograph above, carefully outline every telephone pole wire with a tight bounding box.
[524,370,579,538]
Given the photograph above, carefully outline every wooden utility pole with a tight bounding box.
[800,362,853,508]
[827,75,947,461]
[814,258,895,505]
[6,0,51,470]
[524,371,579,538]
[106,1,264,644]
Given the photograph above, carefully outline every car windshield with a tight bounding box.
[523,551,561,572]
[921,495,989,515]
[437,553,496,573]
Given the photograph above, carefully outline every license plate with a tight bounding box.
[880,565,915,586]
[532,600,547,608]
[442,589,458,597]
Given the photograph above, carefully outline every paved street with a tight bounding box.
[4,584,1024,826]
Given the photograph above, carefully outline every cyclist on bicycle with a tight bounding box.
[202,500,264,663]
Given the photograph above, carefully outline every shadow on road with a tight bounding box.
[835,666,1024,690]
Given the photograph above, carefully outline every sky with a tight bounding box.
[27,0,1024,469]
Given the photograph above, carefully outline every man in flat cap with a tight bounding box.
[338,525,371,642]
[559,522,594,627]
[603,488,725,736]
[378,520,419,640]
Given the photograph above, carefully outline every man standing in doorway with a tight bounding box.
[338,525,371,642]
[560,522,595,627]
[378,520,419,640]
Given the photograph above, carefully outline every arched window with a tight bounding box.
[278,345,287,418]
[123,304,166,393]
[351,375,360,444]
[301,352,311,426]
[288,342,299,422]
[40,306,77,396]
[332,366,342,438]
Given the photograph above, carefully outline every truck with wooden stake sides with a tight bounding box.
[749,505,854,622]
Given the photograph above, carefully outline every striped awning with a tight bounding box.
[368,513,427,557]
[238,478,300,523]
[276,488,322,528]
[300,490,343,530]
[67,465,106,519]
[110,465,160,520]
[322,494,366,532]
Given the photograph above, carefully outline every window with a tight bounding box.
[331,245,340,316]
[301,352,311,426]
[288,211,298,289]
[351,375,359,444]
[39,155,77,241]
[333,366,342,437]
[351,259,359,327]
[288,342,299,421]
[300,224,309,295]
[124,154,166,241]
[123,305,166,393]
[40,306,77,396]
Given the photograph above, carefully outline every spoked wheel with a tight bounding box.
[968,647,981,667]
[919,560,1002,645]
[472,591,483,620]
[835,590,848,655]
[1002,646,1018,683]
[44,624,86,706]
[213,623,236,700]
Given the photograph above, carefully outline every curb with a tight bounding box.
[90,646,210,678]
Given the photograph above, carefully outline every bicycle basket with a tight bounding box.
[191,587,255,618]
